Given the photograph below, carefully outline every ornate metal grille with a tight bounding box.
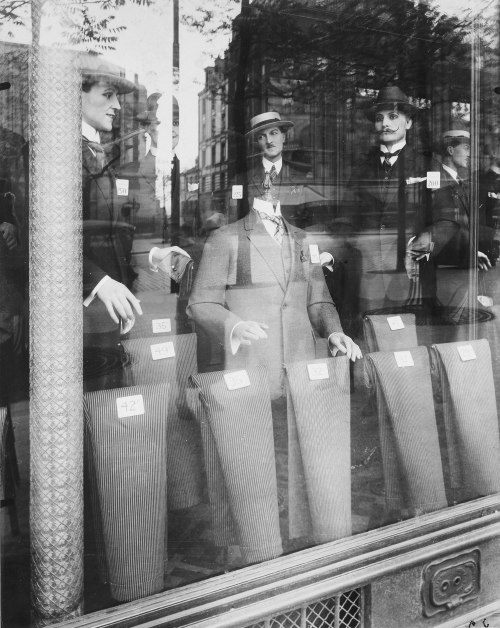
[245,588,362,628]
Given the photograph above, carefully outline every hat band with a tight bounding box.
[250,117,283,133]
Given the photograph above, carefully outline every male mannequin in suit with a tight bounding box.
[408,128,492,321]
[337,86,431,316]
[189,111,361,390]
[187,111,360,549]
[81,56,143,340]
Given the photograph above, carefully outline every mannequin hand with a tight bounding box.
[152,245,190,266]
[478,251,492,271]
[0,222,18,250]
[96,278,143,324]
[233,321,268,346]
[329,333,362,362]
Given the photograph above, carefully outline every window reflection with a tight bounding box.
[3,0,500,621]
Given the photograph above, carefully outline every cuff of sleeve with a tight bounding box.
[83,275,110,307]
[230,321,245,355]
[320,252,334,272]
[149,247,160,272]
[327,331,342,356]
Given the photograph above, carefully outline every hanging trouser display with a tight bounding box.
[84,383,169,602]
[189,366,282,563]
[363,313,418,353]
[478,305,500,412]
[122,333,203,510]
[430,339,500,501]
[284,356,351,544]
[364,347,448,515]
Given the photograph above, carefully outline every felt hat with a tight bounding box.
[81,53,136,94]
[364,86,419,122]
[245,111,293,137]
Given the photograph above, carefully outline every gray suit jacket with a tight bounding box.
[187,210,342,398]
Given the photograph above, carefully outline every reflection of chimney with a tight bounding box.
[173,0,179,86]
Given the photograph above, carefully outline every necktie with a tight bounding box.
[257,210,285,246]
[269,164,277,183]
[84,139,107,172]
[381,149,401,167]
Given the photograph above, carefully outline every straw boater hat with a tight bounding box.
[245,111,293,137]
[434,125,470,155]
[364,86,419,122]
[81,53,136,94]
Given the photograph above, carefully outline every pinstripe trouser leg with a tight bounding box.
[190,367,282,563]
[84,383,169,601]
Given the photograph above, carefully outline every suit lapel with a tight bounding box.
[244,211,287,292]
[283,220,307,302]
[381,147,417,209]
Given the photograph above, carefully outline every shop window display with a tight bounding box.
[1,0,500,624]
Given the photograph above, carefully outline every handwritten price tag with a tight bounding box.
[426,171,440,189]
[150,342,175,361]
[116,179,129,196]
[394,351,414,368]
[457,344,476,361]
[224,370,250,390]
[116,394,144,418]
[232,185,243,199]
[387,315,405,331]
[309,244,320,264]
[152,318,171,333]
[307,362,329,380]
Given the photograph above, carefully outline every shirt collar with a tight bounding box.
[442,163,459,181]
[380,139,406,154]
[82,121,100,144]
[491,165,500,175]
[262,156,282,175]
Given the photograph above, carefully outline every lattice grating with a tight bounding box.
[244,588,362,628]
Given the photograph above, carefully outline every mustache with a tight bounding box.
[379,128,398,133]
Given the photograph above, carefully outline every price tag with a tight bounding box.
[394,351,414,368]
[224,370,250,390]
[457,344,476,361]
[232,185,243,199]
[116,394,144,418]
[426,171,440,189]
[150,341,175,361]
[116,179,129,196]
[387,315,405,331]
[309,244,320,264]
[307,362,329,380]
[152,318,171,333]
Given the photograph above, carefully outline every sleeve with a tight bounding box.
[187,229,243,348]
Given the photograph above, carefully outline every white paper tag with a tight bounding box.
[152,318,172,333]
[478,295,494,308]
[307,362,329,380]
[387,315,405,331]
[116,179,129,196]
[232,185,243,200]
[457,344,476,361]
[394,351,414,367]
[426,171,441,189]
[309,244,320,264]
[116,394,144,418]
[150,341,175,361]
[224,370,250,390]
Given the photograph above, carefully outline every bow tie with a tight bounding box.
[381,149,401,165]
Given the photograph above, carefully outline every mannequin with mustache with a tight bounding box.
[336,86,432,319]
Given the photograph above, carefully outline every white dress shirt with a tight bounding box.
[442,163,459,181]
[82,121,111,307]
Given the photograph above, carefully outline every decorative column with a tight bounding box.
[29,0,84,622]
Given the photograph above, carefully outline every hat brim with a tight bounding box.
[364,102,418,122]
[245,120,293,137]
[82,71,137,95]
[433,137,470,154]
